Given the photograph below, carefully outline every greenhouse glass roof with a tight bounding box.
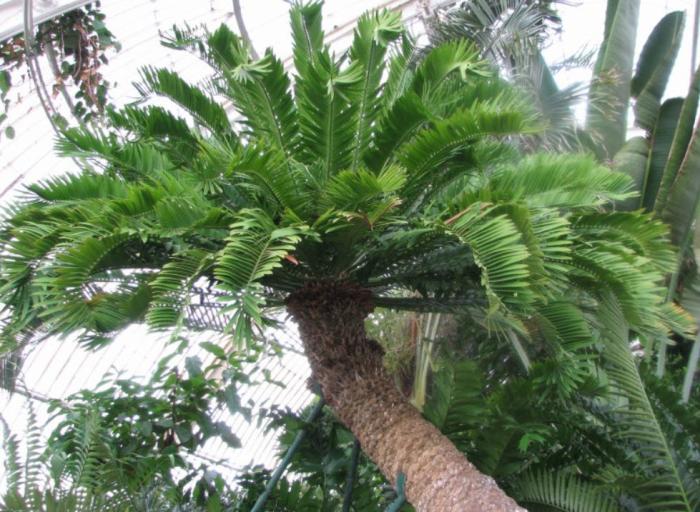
[0,0,696,491]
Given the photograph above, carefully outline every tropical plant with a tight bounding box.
[424,0,589,153]
[230,405,408,511]
[432,0,700,401]
[0,1,687,509]
[237,317,700,512]
[1,352,247,511]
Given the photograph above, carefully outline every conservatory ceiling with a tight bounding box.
[0,0,695,485]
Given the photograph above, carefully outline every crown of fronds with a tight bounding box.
[0,1,685,355]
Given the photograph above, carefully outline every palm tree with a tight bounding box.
[0,2,682,509]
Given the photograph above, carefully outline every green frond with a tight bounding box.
[366,91,433,171]
[213,209,311,344]
[160,22,210,58]
[108,104,195,144]
[23,402,43,495]
[361,228,480,298]
[146,248,214,329]
[289,1,325,76]
[398,104,535,200]
[535,301,596,355]
[569,234,666,334]
[597,294,697,511]
[208,25,298,158]
[137,66,233,138]
[153,195,213,230]
[347,9,403,170]
[411,40,490,99]
[643,372,700,510]
[572,211,675,273]
[31,233,149,337]
[512,469,620,512]
[444,203,533,311]
[57,127,174,176]
[1,416,22,494]
[55,126,118,161]
[295,50,363,177]
[107,105,199,164]
[321,166,405,213]
[494,205,572,298]
[382,33,418,110]
[657,301,695,339]
[482,154,635,209]
[26,173,130,203]
[423,359,484,453]
[231,143,310,216]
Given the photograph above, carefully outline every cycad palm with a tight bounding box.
[0,2,682,510]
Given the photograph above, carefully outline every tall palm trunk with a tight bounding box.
[287,282,525,512]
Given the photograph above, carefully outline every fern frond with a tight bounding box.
[146,249,215,329]
[382,33,418,111]
[411,40,490,99]
[347,9,403,170]
[423,359,484,452]
[23,402,44,495]
[213,209,311,344]
[444,203,533,311]
[289,1,324,76]
[597,294,696,511]
[295,50,363,177]
[512,469,620,512]
[208,25,298,158]
[366,91,433,171]
[137,67,233,138]
[484,154,635,209]
[398,105,535,201]
[1,416,22,493]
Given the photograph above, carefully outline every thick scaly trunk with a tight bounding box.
[286,282,525,512]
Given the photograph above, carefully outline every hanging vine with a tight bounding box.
[0,1,120,140]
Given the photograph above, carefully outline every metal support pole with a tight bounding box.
[232,0,259,60]
[692,0,700,79]
[23,0,63,137]
[385,472,407,512]
[341,438,361,512]
[250,397,325,512]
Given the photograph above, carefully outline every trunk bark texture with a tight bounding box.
[286,282,525,512]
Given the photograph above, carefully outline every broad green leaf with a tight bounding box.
[640,98,684,211]
[631,11,685,131]
[586,0,640,159]
[655,64,700,213]
[662,115,700,249]
[613,135,649,210]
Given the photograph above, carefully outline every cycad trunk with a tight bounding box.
[286,282,525,512]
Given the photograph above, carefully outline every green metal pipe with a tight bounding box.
[385,472,406,512]
[341,438,361,512]
[250,397,325,512]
